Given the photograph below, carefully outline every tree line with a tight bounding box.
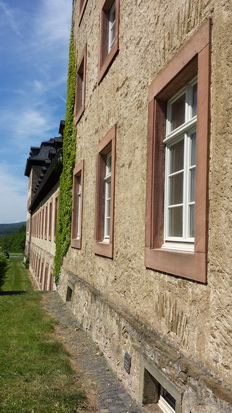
[0,225,26,253]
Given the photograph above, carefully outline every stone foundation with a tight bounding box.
[58,268,232,412]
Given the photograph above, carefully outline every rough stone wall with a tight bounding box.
[59,0,232,410]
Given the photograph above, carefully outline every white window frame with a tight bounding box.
[76,176,82,240]
[163,77,197,251]
[108,1,116,53]
[158,385,176,413]
[103,152,112,242]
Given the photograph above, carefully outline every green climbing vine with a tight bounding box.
[54,26,77,283]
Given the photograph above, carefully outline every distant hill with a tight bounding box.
[0,222,26,236]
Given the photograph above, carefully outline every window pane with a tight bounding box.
[106,153,112,174]
[169,172,183,205]
[189,204,195,237]
[170,139,184,173]
[192,83,197,117]
[168,206,183,237]
[190,168,195,202]
[106,197,111,217]
[108,2,116,52]
[162,388,176,410]
[171,93,185,130]
[105,217,110,238]
[190,132,196,166]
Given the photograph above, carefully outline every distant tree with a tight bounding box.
[0,225,26,253]
[0,254,8,291]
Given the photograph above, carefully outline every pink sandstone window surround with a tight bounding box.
[78,0,88,26]
[94,124,116,258]
[145,20,211,283]
[74,44,87,124]
[48,200,53,241]
[49,268,54,291]
[71,160,84,249]
[98,0,120,83]
[54,195,58,239]
[43,264,49,290]
[44,205,48,240]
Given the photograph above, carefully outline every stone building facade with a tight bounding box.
[25,124,63,291]
[26,0,232,411]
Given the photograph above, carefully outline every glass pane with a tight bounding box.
[189,204,195,237]
[106,198,111,217]
[107,181,111,199]
[109,2,116,23]
[192,83,197,117]
[106,153,112,174]
[105,217,110,238]
[170,139,184,173]
[162,388,176,410]
[169,172,183,205]
[108,3,116,52]
[111,22,116,44]
[190,168,195,202]
[190,132,196,166]
[168,206,183,237]
[171,93,185,130]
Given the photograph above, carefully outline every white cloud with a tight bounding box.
[34,0,72,49]
[0,1,21,37]
[16,109,54,140]
[0,107,56,148]
[0,165,27,224]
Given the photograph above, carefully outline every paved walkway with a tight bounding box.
[42,292,142,413]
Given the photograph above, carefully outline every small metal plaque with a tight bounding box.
[124,352,131,374]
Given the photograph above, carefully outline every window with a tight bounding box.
[78,0,88,25]
[94,125,116,258]
[145,20,210,283]
[71,161,84,249]
[158,386,176,413]
[48,200,53,241]
[141,361,182,413]
[54,195,58,239]
[98,0,119,83]
[66,283,74,302]
[44,205,48,240]
[41,210,44,239]
[163,78,197,250]
[108,2,116,53]
[43,264,49,291]
[74,44,87,124]
[40,260,44,287]
[49,269,54,291]
[104,152,112,241]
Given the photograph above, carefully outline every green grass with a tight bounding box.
[2,257,33,292]
[0,258,85,413]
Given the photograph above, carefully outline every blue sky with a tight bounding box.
[0,0,72,223]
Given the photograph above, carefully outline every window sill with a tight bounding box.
[161,242,194,252]
[94,240,113,258]
[71,238,81,249]
[145,247,207,283]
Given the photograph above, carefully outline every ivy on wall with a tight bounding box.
[54,27,76,283]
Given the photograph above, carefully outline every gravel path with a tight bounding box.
[41,292,142,413]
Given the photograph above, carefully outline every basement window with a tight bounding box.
[158,386,176,413]
[66,286,73,302]
[141,361,182,413]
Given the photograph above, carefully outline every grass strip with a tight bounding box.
[0,259,85,413]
